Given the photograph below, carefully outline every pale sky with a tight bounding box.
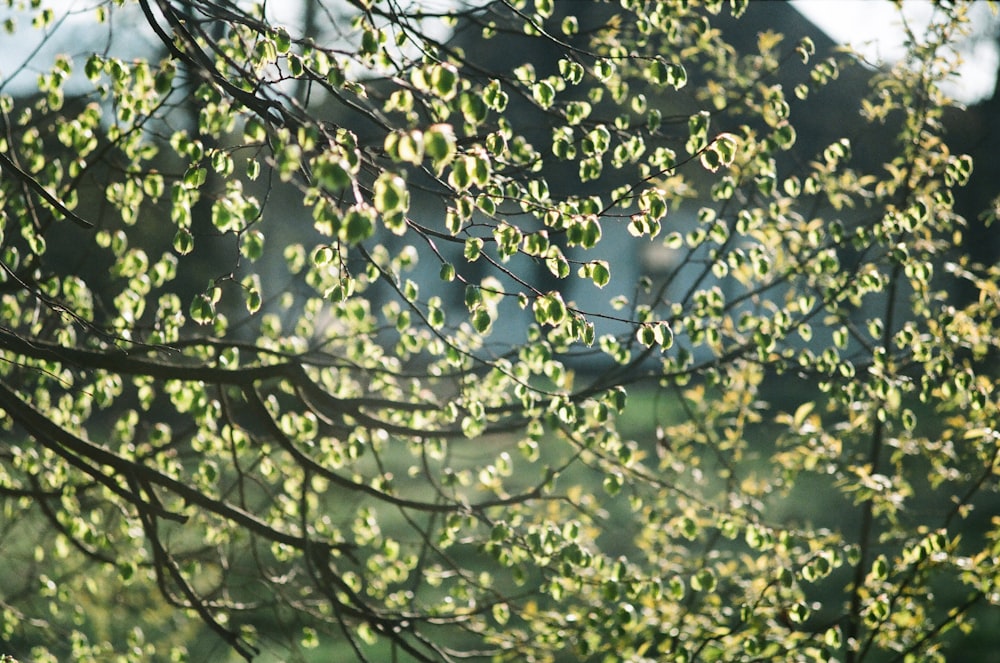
[791,0,1000,103]
[1,1,997,103]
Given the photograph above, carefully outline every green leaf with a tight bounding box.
[797,36,816,63]
[648,60,687,89]
[464,284,483,311]
[464,237,483,262]
[373,173,409,217]
[274,27,291,54]
[558,59,584,85]
[686,111,710,155]
[691,568,716,592]
[240,229,265,260]
[361,28,379,55]
[714,132,738,164]
[532,80,556,109]
[431,63,459,100]
[425,124,456,171]
[603,472,623,496]
[173,228,194,255]
[183,166,207,188]
[483,79,509,111]
[449,158,472,190]
[535,0,554,18]
[533,291,567,326]
[460,92,488,125]
[579,260,610,288]
[471,153,491,186]
[312,155,352,191]
[85,54,103,82]
[243,275,262,314]
[190,293,215,325]
[340,205,374,244]
[472,309,492,333]
[773,121,796,150]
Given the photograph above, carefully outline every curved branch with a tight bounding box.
[0,152,94,228]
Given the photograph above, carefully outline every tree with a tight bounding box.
[0,0,997,661]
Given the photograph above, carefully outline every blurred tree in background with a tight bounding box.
[0,0,997,661]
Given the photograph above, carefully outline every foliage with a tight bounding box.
[0,0,997,661]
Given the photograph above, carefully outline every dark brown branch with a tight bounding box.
[136,483,260,661]
[0,380,335,551]
[0,147,94,229]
